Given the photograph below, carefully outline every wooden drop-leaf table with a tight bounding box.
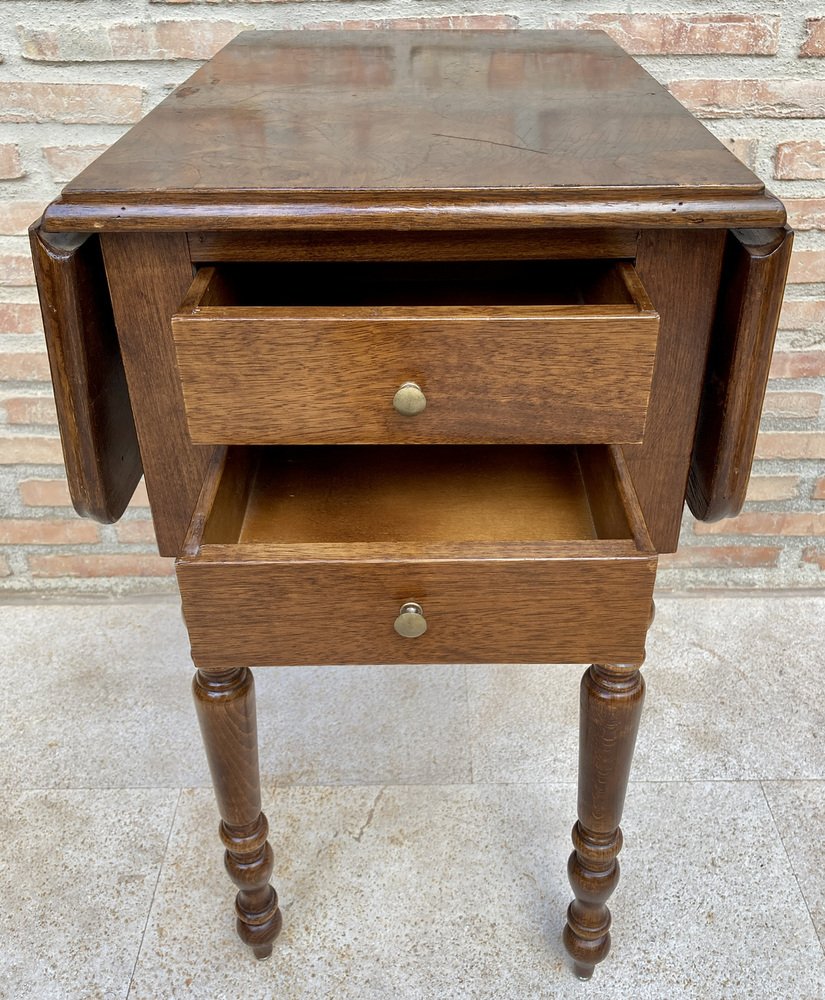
[30,29,791,979]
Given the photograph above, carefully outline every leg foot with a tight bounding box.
[563,663,644,978]
[194,667,282,958]
[222,814,282,958]
[572,961,595,981]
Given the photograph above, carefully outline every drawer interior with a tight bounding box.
[196,445,646,549]
[190,259,646,310]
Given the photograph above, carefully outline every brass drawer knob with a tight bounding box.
[393,382,426,416]
[394,602,428,638]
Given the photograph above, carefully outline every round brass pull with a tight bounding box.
[393,382,426,416]
[394,602,428,638]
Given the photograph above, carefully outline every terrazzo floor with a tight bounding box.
[1,596,823,999]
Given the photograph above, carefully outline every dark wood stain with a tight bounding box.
[43,30,784,232]
[100,232,213,556]
[688,226,794,520]
[28,29,792,974]
[171,260,659,445]
[177,444,657,668]
[29,222,141,522]
[624,229,727,551]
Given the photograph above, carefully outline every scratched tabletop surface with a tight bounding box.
[59,29,760,201]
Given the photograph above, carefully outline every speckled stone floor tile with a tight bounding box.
[2,597,823,998]
[127,781,825,1000]
[0,602,203,789]
[467,596,825,783]
[257,663,471,785]
[0,786,178,1000]
[762,780,825,946]
[0,603,471,790]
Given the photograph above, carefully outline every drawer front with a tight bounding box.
[172,262,659,445]
[176,444,657,668]
[178,554,656,668]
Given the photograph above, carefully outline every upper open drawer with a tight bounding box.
[171,259,659,446]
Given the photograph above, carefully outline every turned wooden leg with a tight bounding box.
[193,667,282,959]
[563,660,645,979]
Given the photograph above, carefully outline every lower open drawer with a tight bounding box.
[177,445,657,667]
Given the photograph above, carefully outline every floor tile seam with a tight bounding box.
[0,783,213,792]
[463,663,475,785]
[126,786,182,1000]
[759,777,825,785]
[258,777,771,789]
[7,777,820,796]
[759,778,825,958]
[457,777,772,787]
[627,776,825,785]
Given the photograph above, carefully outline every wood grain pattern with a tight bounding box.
[688,226,794,521]
[43,30,784,232]
[177,445,657,667]
[188,229,640,263]
[100,232,213,556]
[29,221,141,522]
[45,193,785,233]
[172,261,658,445]
[27,28,794,978]
[623,229,727,552]
[193,668,282,959]
[563,662,646,979]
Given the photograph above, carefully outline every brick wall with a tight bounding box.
[0,2,822,594]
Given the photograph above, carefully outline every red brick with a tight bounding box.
[745,475,800,502]
[42,145,108,183]
[20,21,246,62]
[779,299,824,331]
[669,80,825,119]
[4,396,57,425]
[545,14,778,55]
[29,553,173,578]
[801,547,825,570]
[19,478,71,507]
[115,520,157,544]
[785,200,825,231]
[720,137,757,170]
[0,436,63,465]
[19,476,150,508]
[0,302,42,335]
[769,352,825,379]
[801,18,825,57]
[695,512,825,536]
[0,200,50,235]
[762,392,821,420]
[0,519,98,544]
[0,143,24,180]
[813,478,825,501]
[0,254,35,287]
[305,15,519,31]
[754,433,825,460]
[775,141,825,180]
[0,83,142,125]
[0,352,51,381]
[659,545,781,568]
[788,251,825,284]
[131,479,150,507]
